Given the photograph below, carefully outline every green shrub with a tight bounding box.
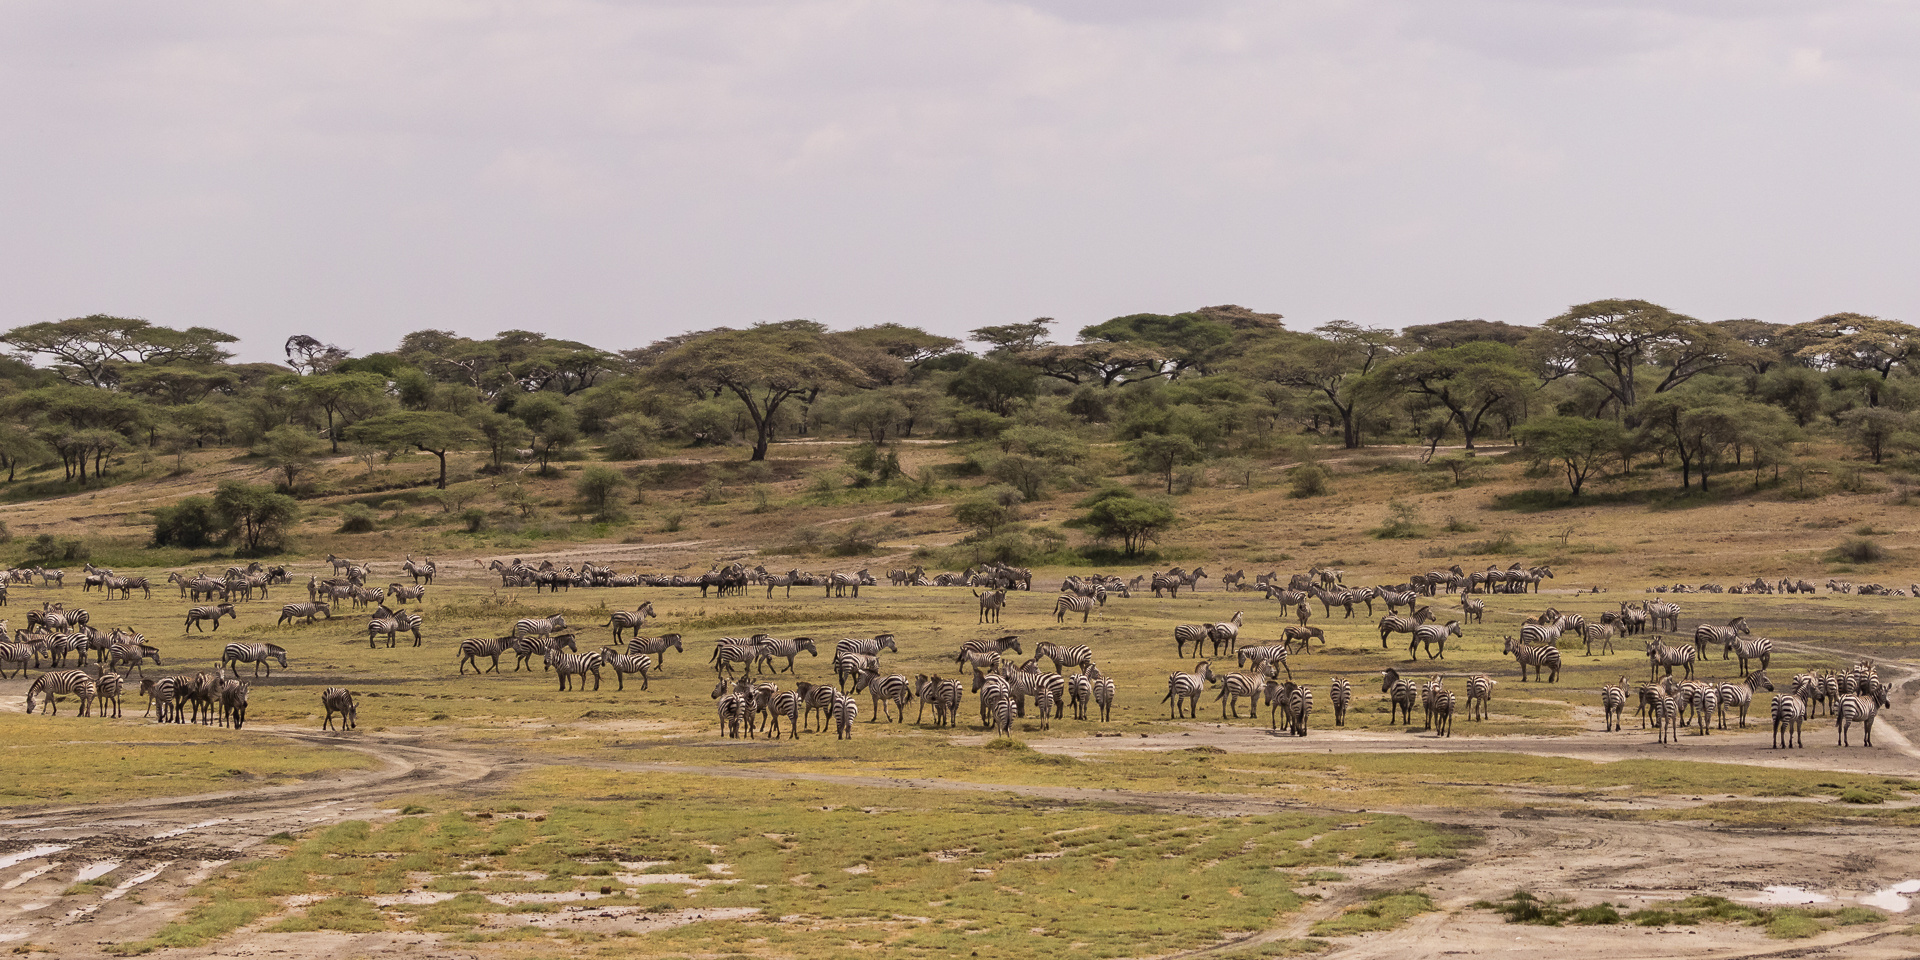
[459,508,487,533]
[1826,537,1886,564]
[23,534,88,566]
[336,505,378,534]
[1287,463,1331,499]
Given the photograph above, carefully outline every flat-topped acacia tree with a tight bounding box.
[656,321,868,461]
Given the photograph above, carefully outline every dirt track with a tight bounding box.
[8,637,1920,959]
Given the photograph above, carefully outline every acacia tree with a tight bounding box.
[1066,488,1177,557]
[1791,313,1920,383]
[1,315,237,387]
[1512,416,1628,496]
[347,411,475,489]
[1231,322,1395,448]
[1535,299,1729,422]
[291,372,391,453]
[657,322,868,461]
[1358,342,1533,450]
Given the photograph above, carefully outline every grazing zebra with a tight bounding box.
[1161,661,1215,719]
[547,649,604,691]
[1464,675,1494,722]
[1066,673,1092,720]
[711,637,761,676]
[221,642,289,678]
[754,636,819,674]
[1653,691,1682,745]
[94,671,125,719]
[1839,686,1892,747]
[1216,665,1274,719]
[598,648,652,691]
[385,583,427,605]
[836,634,899,659]
[184,603,237,632]
[1173,623,1212,658]
[140,676,179,723]
[1581,622,1616,656]
[626,634,684,672]
[1723,635,1772,677]
[514,634,576,672]
[1329,677,1351,726]
[458,636,512,674]
[833,651,880,691]
[1237,643,1293,680]
[1716,671,1773,729]
[219,680,250,729]
[1034,641,1095,675]
[1282,625,1324,653]
[1692,617,1751,657]
[1377,614,1425,648]
[1053,594,1095,623]
[854,668,914,722]
[1000,664,1067,719]
[1645,639,1697,681]
[1770,693,1807,749]
[1644,600,1681,632]
[916,674,962,726]
[1600,677,1630,732]
[1408,621,1463,661]
[1502,636,1562,682]
[25,670,94,716]
[513,614,568,639]
[1208,612,1245,656]
[605,602,658,640]
[1429,689,1457,737]
[1267,681,1312,736]
[368,609,424,648]
[975,589,1006,624]
[1380,668,1418,725]
[833,691,859,739]
[1088,665,1115,722]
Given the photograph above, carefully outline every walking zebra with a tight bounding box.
[0,639,32,678]
[459,636,512,674]
[1283,625,1324,653]
[25,670,94,716]
[1716,671,1773,729]
[1408,621,1463,661]
[833,651,880,691]
[760,689,803,739]
[1518,619,1562,649]
[221,642,289,678]
[1645,639,1697,682]
[797,681,838,732]
[1653,690,1682,745]
[833,691,859,739]
[1692,617,1751,657]
[547,649,604,691]
[1429,689,1457,737]
[836,634,899,659]
[277,602,331,626]
[605,602,658,641]
[1053,594,1095,623]
[1464,674,1495,722]
[1216,665,1274,719]
[1460,595,1485,624]
[1173,623,1212,658]
[1595,677,1629,732]
[714,689,751,738]
[754,636,819,674]
[1645,600,1681,633]
[599,648,652,690]
[513,614,568,639]
[1839,686,1892,747]
[1377,614,1426,648]
[1237,643,1293,680]
[184,603,237,632]
[1724,635,1772,677]
[1329,677,1351,726]
[1770,692,1807,749]
[1502,636,1562,682]
[975,589,1006,624]
[627,634,684,672]
[318,686,357,730]
[711,637,762,676]
[1581,622,1616,656]
[854,668,913,722]
[1035,641,1096,675]
[514,634,576,671]
[1267,681,1312,736]
[1161,661,1215,719]
[1089,664,1115,722]
[1380,668,1418,725]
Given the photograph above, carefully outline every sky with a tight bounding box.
[3,0,1918,363]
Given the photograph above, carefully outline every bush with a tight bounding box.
[152,497,221,548]
[1826,537,1887,564]
[1368,501,1426,539]
[575,465,629,523]
[1287,463,1331,498]
[336,505,378,534]
[459,507,487,533]
[24,534,89,566]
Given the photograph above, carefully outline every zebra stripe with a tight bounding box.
[1429,689,1456,737]
[1207,612,1245,655]
[1329,677,1352,726]
[547,649,604,691]
[1409,622,1462,660]
[754,636,819,674]
[626,633,684,672]
[1236,644,1292,680]
[711,637,760,676]
[1053,595,1095,623]
[1267,680,1313,736]
[1034,641,1095,675]
[1377,614,1422,648]
[140,676,179,723]
[1000,666,1066,719]
[1770,693,1807,748]
[605,602,657,640]
[1215,668,1272,720]
[1503,636,1563,682]
[763,690,803,739]
[277,602,332,626]
[95,671,125,719]
[1654,691,1682,745]
[853,668,913,722]
[835,634,900,659]
[1715,671,1773,730]
[459,636,512,674]
[1464,674,1494,722]
[514,634,576,671]
[1380,668,1418,725]
[833,651,880,691]
[1724,636,1772,677]
[25,670,94,716]
[833,692,859,739]
[221,642,289,678]
[1172,624,1211,658]
[1600,677,1629,732]
[598,648,652,691]
[513,615,568,639]
[958,635,1023,660]
[184,604,237,632]
[1839,687,1891,747]
[981,688,1014,735]
[1161,662,1215,719]
[1645,639,1697,682]
[1692,617,1750,656]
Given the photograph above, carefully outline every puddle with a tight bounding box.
[0,845,67,871]
[1861,879,1920,912]
[71,861,120,883]
[1748,886,1833,906]
[152,819,227,840]
[3,864,57,890]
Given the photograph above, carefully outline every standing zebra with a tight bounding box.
[599,648,652,690]
[1502,636,1562,682]
[974,589,1006,624]
[547,649,604,691]
[25,670,94,715]
[1600,677,1629,732]
[1282,626,1324,653]
[1460,595,1485,624]
[513,614,568,639]
[1645,600,1681,633]
[1329,677,1351,726]
[221,642,289,678]
[1429,689,1457,737]
[322,687,357,730]
[1838,686,1892,747]
[1236,643,1293,681]
[1692,617,1751,657]
[1215,665,1274,720]
[956,635,1023,663]
[1161,661,1215,719]
[514,634,576,672]
[141,676,179,723]
[1581,622,1616,656]
[1377,613,1428,648]
[1408,621,1463,661]
[1089,665,1115,722]
[1645,639,1697,682]
[1173,623,1212,658]
[1464,674,1495,722]
[627,634,684,672]
[916,674,963,726]
[605,602,658,640]
[833,691,859,739]
[278,602,331,626]
[184,603,237,632]
[1380,668,1418,725]
[1716,671,1773,729]
[835,634,899,659]
[459,636,512,674]
[853,668,913,722]
[1207,612,1245,656]
[753,636,819,674]
[1034,641,1095,675]
[761,689,803,739]
[711,637,762,676]
[1266,680,1312,736]
[1065,673,1092,720]
[94,671,125,719]
[1053,594,1095,623]
[219,679,250,729]
[999,664,1067,719]
[1724,635,1772,677]
[1770,692,1807,749]
[980,686,1015,736]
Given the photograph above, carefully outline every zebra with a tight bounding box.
[368,610,424,648]
[1724,635,1772,677]
[762,689,803,738]
[1216,665,1274,719]
[1208,611,1245,656]
[605,602,657,640]
[458,636,512,674]
[222,642,289,678]
[1066,673,1092,720]
[916,674,964,726]
[1576,622,1615,656]
[1000,664,1067,719]
[514,634,576,671]
[1034,641,1095,675]
[1377,614,1427,648]
[1088,664,1115,722]
[1329,677,1351,726]
[1600,677,1629,732]
[853,668,913,722]
[180,672,222,724]
[1460,595,1485,624]
[1053,594,1095,623]
[826,570,871,598]
[219,679,250,729]
[1770,692,1807,749]
[1464,674,1495,721]
[25,670,94,716]
[711,637,762,676]
[1173,623,1212,658]
[402,556,436,584]
[0,639,32,678]
[1408,621,1463,660]
[1839,686,1892,747]
[1279,625,1322,654]
[833,651,880,691]
[513,614,568,639]
[1263,681,1311,735]
[836,634,899,659]
[1692,617,1751,657]
[1162,661,1215,719]
[1645,639,1697,681]
[1237,643,1293,680]
[547,649,604,691]
[833,691,859,739]
[94,671,125,719]
[1653,690,1682,745]
[184,603,238,632]
[1685,681,1718,736]
[1644,600,1681,633]
[1420,676,1447,731]
[385,583,428,605]
[139,676,178,722]
[1517,619,1562,649]
[974,589,1006,624]
[980,685,1015,736]
[1150,570,1183,598]
[796,681,838,732]
[754,636,819,674]
[1429,688,1457,737]
[1716,671,1773,729]
[957,635,1023,663]
[1380,668,1418,725]
[594,648,651,691]
[621,633,684,673]
[1502,636,1562,682]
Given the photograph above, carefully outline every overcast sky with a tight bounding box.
[3,1,1916,363]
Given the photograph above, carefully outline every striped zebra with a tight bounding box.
[626,634,684,672]
[605,603,657,641]
[711,636,762,676]
[916,674,964,726]
[1034,641,1095,675]
[221,642,289,678]
[1379,588,1419,614]
[1518,619,1562,649]
[1600,677,1629,732]
[1682,681,1717,736]
[833,691,859,739]
[1216,665,1274,719]
[956,649,1003,674]
[1716,671,1773,729]
[762,689,803,739]
[47,633,90,668]
[1770,693,1807,749]
[754,636,819,674]
[547,649,604,691]
[1066,673,1092,720]
[1644,601,1681,633]
[1645,639,1697,681]
[513,614,568,639]
[1380,668,1418,725]
[830,650,878,691]
[1429,689,1457,737]
[715,690,751,738]
[1329,677,1351,726]
[1502,636,1562,682]
[1653,690,1682,745]
[25,669,94,716]
[368,611,422,648]
[0,639,32,678]
[1000,665,1066,719]
[598,648,652,690]
[1377,614,1427,648]
[219,679,249,729]
[180,672,221,725]
[797,681,838,732]
[1053,594,1095,623]
[1173,623,1212,658]
[1723,636,1772,677]
[1207,612,1245,656]
[836,634,899,659]
[514,634,576,672]
[957,635,1022,663]
[853,668,914,722]
[459,636,512,674]
[1264,681,1311,735]
[1460,595,1485,624]
[826,570,869,598]
[1580,622,1615,656]
[1282,625,1323,653]
[1839,686,1892,747]
[184,603,237,632]
[1464,674,1494,722]
[1161,661,1215,719]
[1236,643,1293,680]
[1150,571,1182,598]
[277,602,331,626]
[94,671,125,719]
[981,686,1015,736]
[1089,665,1115,722]
[1692,617,1751,657]
[1420,677,1447,731]
[1408,621,1463,660]
[141,676,179,723]
[975,589,1006,624]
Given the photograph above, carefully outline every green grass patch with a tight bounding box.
[1474,892,1884,940]
[1311,891,1434,936]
